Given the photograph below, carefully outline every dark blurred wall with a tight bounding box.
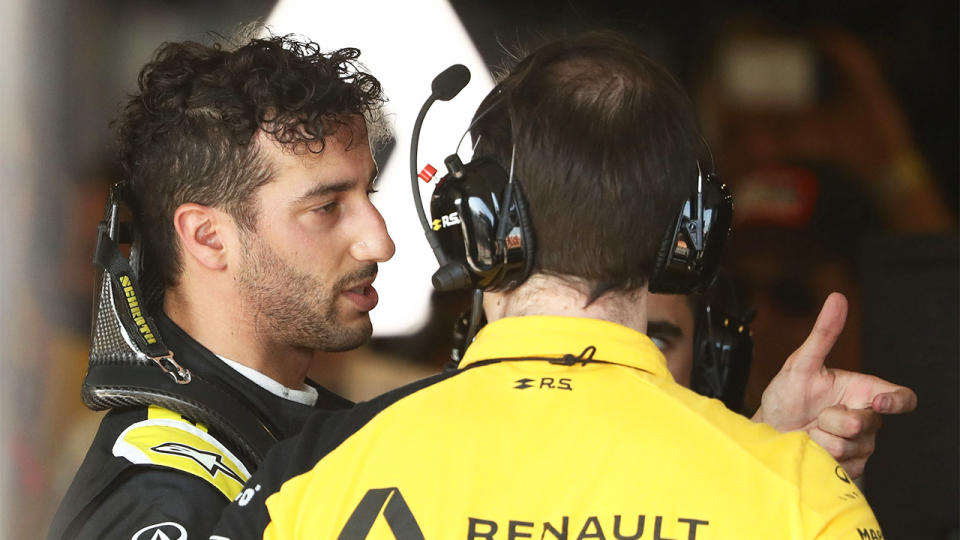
[861,234,959,539]
[449,0,958,213]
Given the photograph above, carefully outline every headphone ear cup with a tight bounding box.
[692,176,733,288]
[650,210,684,293]
[507,180,536,285]
[430,158,535,291]
[650,173,732,294]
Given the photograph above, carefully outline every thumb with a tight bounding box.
[872,387,919,415]
[782,292,848,374]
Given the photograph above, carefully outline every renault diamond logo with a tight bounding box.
[835,465,852,484]
[514,378,535,389]
[338,487,424,540]
[131,521,186,540]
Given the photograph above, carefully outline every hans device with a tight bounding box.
[83,183,281,465]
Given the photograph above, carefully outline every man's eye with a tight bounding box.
[367,188,379,197]
[312,202,339,215]
[650,335,668,351]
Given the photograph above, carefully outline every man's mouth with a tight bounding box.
[338,265,380,312]
[341,279,379,312]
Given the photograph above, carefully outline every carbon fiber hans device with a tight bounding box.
[81,183,277,466]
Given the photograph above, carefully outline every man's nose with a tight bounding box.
[351,205,395,263]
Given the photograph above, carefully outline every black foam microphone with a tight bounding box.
[410,65,473,291]
[432,64,471,101]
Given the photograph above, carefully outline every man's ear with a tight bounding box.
[173,203,231,271]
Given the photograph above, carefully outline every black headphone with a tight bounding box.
[689,272,756,413]
[650,163,734,294]
[412,64,733,297]
[428,150,535,291]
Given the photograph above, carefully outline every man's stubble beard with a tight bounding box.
[236,233,375,352]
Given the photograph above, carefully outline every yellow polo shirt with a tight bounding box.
[212,316,883,540]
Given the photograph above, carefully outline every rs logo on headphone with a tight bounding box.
[432,212,462,231]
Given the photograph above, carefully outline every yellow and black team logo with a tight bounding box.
[513,377,573,391]
[114,408,250,500]
[151,442,245,484]
[118,274,157,344]
[514,378,535,389]
[338,488,424,540]
[432,212,461,231]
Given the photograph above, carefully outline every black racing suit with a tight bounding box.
[47,313,352,540]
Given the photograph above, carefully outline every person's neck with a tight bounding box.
[483,274,648,334]
[163,284,312,389]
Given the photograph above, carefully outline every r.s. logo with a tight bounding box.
[431,212,461,231]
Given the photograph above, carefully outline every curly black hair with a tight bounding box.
[116,34,386,287]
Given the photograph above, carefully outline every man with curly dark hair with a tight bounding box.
[48,34,394,539]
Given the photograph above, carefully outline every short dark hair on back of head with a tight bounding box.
[472,32,699,301]
[116,34,385,287]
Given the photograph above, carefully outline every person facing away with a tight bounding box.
[48,34,394,539]
[211,32,883,540]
